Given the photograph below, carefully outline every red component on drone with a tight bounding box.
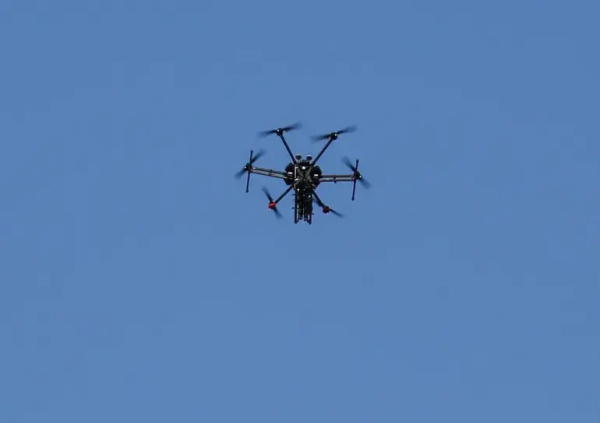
[268,202,277,209]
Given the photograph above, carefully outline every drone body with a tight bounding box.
[235,123,370,224]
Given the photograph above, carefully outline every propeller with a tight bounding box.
[312,125,357,141]
[262,187,282,218]
[258,122,302,137]
[313,196,344,218]
[343,156,371,188]
[234,149,266,179]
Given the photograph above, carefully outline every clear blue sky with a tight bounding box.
[1,0,598,421]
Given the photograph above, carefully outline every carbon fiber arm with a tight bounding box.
[248,166,289,180]
[319,174,356,183]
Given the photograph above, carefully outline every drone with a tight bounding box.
[235,122,370,224]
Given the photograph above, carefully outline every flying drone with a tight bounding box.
[235,122,370,224]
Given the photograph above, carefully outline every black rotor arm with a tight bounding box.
[310,126,356,166]
[248,166,289,180]
[319,174,355,182]
[319,158,370,201]
[310,137,335,166]
[258,123,301,163]
[278,133,297,163]
[312,189,343,217]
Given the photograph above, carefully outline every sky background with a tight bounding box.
[1,0,598,421]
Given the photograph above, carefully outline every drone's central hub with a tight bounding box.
[268,202,277,209]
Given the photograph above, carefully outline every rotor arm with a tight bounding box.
[311,189,344,217]
[278,134,297,163]
[319,172,366,201]
[310,138,335,166]
[257,124,301,164]
[272,185,294,204]
[311,189,328,205]
[318,174,356,183]
[248,166,289,180]
[310,126,356,166]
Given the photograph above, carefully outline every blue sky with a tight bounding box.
[1,0,598,421]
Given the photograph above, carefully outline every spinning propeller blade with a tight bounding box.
[325,207,344,218]
[343,156,371,188]
[262,187,282,218]
[234,149,265,179]
[313,195,344,218]
[258,122,302,137]
[312,125,357,141]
